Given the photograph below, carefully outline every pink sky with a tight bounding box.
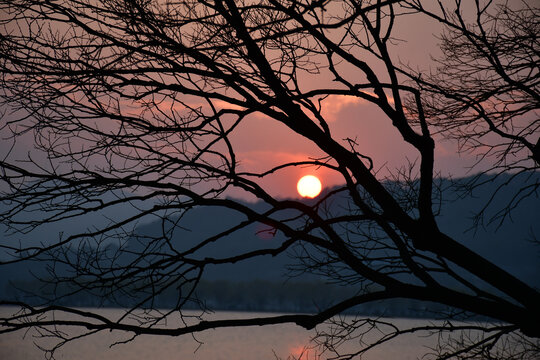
[222,10,483,200]
[0,3,505,202]
[227,97,480,201]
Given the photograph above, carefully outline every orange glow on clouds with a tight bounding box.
[221,91,478,201]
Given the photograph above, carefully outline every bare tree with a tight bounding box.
[401,0,540,226]
[0,1,538,359]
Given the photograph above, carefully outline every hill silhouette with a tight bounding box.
[1,173,538,314]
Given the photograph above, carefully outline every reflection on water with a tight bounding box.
[0,307,439,360]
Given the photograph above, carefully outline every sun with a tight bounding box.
[297,175,322,198]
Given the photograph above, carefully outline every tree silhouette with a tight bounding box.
[402,0,540,228]
[0,1,538,359]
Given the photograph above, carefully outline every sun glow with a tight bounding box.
[296,175,322,198]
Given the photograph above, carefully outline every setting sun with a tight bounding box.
[297,175,322,198]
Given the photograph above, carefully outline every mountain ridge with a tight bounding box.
[1,173,538,314]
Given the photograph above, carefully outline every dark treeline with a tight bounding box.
[1,173,537,321]
[4,277,457,319]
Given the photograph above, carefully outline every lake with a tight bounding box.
[0,307,446,359]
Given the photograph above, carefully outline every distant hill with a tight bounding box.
[435,173,539,286]
[128,172,539,286]
[1,173,538,315]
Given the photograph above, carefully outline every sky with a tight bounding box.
[222,9,482,200]
[0,2,509,202]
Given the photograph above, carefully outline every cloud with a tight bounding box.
[313,94,367,123]
[308,93,394,123]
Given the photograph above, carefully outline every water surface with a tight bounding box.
[0,307,442,359]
